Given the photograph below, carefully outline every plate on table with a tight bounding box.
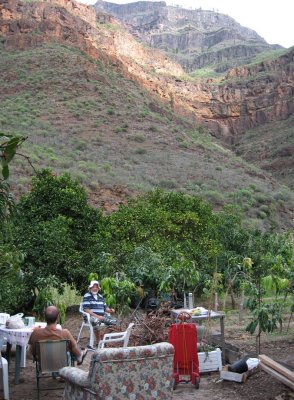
[190,307,209,316]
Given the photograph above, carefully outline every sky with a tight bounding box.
[78,0,294,48]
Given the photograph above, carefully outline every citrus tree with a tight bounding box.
[93,189,220,296]
[13,169,103,302]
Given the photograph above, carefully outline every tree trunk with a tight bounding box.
[239,288,245,323]
[214,292,219,311]
[256,326,261,355]
[230,289,236,309]
[222,291,227,311]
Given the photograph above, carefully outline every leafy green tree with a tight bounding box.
[100,276,136,315]
[0,133,26,237]
[0,133,34,313]
[93,190,220,295]
[244,231,293,353]
[213,207,253,308]
[14,169,103,298]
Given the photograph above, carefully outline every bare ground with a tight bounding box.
[3,308,294,400]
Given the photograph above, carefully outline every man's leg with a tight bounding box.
[94,329,101,343]
[71,344,87,365]
[88,317,102,349]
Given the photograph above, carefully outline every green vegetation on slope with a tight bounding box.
[0,42,293,230]
[234,117,294,190]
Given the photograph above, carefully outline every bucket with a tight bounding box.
[228,357,248,373]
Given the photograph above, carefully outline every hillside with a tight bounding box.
[0,0,293,231]
[1,0,293,140]
[233,116,294,190]
[95,0,282,73]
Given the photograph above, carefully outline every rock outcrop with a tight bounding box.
[0,0,293,142]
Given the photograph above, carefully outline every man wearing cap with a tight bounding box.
[82,280,115,348]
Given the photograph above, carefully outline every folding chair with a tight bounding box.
[77,303,95,348]
[0,355,9,400]
[97,322,134,349]
[34,339,71,399]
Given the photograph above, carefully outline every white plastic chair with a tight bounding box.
[97,323,134,349]
[77,303,95,348]
[0,355,9,400]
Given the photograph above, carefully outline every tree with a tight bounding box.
[0,133,32,313]
[245,231,293,354]
[0,133,27,229]
[92,189,220,295]
[14,169,103,297]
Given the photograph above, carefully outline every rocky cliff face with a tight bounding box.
[0,0,183,76]
[95,0,280,73]
[0,0,293,143]
[201,50,294,140]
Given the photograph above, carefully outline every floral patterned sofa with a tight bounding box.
[59,342,174,400]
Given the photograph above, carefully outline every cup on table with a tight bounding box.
[24,317,36,327]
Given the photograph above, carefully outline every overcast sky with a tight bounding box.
[78,0,294,48]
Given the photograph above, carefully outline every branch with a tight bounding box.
[15,152,38,175]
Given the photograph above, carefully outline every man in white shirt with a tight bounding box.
[82,280,115,348]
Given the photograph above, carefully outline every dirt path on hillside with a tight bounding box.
[5,309,294,400]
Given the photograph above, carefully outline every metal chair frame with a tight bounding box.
[34,339,72,399]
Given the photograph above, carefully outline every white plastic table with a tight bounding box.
[0,326,32,384]
[0,322,47,384]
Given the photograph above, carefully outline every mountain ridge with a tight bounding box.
[1,0,292,140]
[95,0,283,73]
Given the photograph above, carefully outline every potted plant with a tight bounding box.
[197,343,222,373]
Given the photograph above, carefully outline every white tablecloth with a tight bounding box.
[0,326,32,367]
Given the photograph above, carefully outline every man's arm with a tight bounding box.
[63,329,82,358]
[28,329,39,359]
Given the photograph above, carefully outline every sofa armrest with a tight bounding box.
[59,366,90,388]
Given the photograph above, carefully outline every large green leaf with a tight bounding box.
[0,133,26,179]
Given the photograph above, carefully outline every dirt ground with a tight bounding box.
[3,307,294,400]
